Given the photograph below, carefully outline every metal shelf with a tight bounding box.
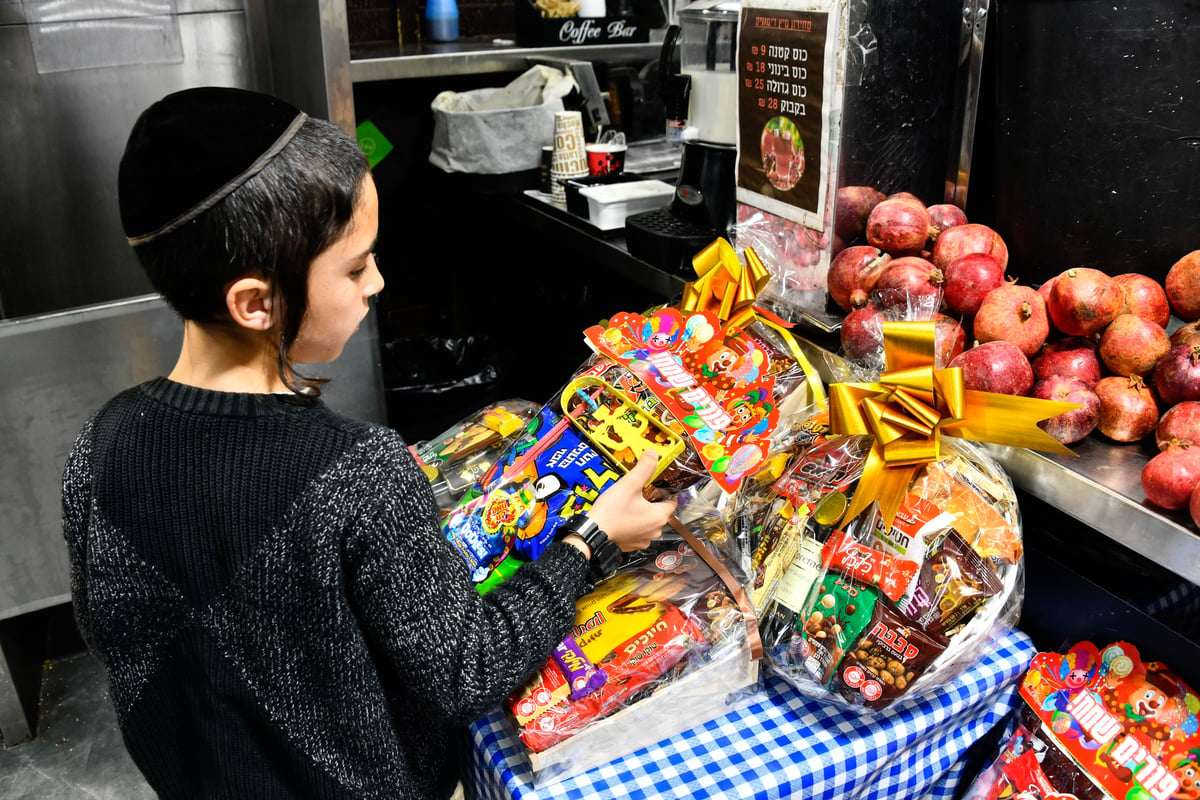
[983,439,1200,587]
[350,39,661,82]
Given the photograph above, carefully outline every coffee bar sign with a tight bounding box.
[515,1,650,46]
[557,18,642,44]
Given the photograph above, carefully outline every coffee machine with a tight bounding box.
[625,0,740,274]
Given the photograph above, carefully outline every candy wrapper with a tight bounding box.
[504,506,762,785]
[731,319,1082,712]
[411,399,541,512]
[578,238,827,496]
[441,403,626,591]
[963,641,1200,800]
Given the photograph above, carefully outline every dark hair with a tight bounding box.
[130,116,370,394]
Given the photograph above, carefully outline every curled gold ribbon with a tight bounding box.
[830,320,1079,526]
[679,238,827,410]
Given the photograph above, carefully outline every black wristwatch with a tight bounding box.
[558,514,621,583]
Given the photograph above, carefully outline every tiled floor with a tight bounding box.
[0,652,153,800]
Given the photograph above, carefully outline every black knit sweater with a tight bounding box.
[61,378,589,799]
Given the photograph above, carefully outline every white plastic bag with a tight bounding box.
[429,65,578,174]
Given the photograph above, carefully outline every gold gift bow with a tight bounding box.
[829,320,1080,527]
[680,238,828,410]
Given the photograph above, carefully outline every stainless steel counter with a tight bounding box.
[508,192,1200,589]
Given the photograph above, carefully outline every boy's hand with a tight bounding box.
[583,451,678,553]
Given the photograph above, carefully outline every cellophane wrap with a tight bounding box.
[411,399,542,513]
[730,420,1025,714]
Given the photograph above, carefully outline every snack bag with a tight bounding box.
[441,405,622,589]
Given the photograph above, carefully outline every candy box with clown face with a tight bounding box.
[963,641,1200,800]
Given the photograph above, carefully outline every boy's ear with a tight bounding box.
[225,276,274,331]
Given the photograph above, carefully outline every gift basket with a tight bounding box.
[732,319,1082,712]
[437,238,828,781]
[963,640,1200,800]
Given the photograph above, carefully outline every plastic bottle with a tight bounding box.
[425,0,459,41]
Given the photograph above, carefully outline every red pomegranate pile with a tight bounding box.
[829,185,1200,528]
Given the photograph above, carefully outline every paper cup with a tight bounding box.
[586,143,627,176]
[551,111,588,203]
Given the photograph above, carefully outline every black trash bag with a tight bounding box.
[382,334,502,442]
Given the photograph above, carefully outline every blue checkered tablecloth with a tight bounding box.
[468,627,1035,800]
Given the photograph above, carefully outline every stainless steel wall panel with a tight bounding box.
[0,10,254,319]
[0,294,385,625]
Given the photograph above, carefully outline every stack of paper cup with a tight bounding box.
[550,110,588,205]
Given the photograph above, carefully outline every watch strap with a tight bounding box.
[559,514,621,582]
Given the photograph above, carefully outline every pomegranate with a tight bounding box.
[1113,273,1171,327]
[1045,268,1123,337]
[840,303,886,364]
[834,185,887,243]
[933,313,967,367]
[926,203,968,239]
[827,245,891,312]
[942,253,1004,316]
[973,284,1050,356]
[948,341,1034,396]
[1165,250,1200,321]
[1097,313,1171,377]
[1192,483,1200,528]
[887,191,925,207]
[1036,276,1057,307]
[865,198,933,255]
[1152,343,1200,405]
[1140,444,1200,511]
[1171,320,1200,348]
[1094,375,1159,442]
[930,223,1009,273]
[874,256,943,317]
[1032,336,1102,386]
[1031,375,1101,444]
[1157,401,1200,451]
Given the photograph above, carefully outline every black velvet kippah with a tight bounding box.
[119,86,307,244]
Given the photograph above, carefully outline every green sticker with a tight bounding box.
[356,119,393,169]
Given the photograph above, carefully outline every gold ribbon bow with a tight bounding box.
[679,238,827,409]
[829,320,1079,527]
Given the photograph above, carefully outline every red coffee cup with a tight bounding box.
[586,143,627,176]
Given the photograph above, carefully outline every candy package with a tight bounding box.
[578,301,822,495]
[504,505,762,785]
[963,641,1200,800]
[411,399,541,511]
[733,431,1025,712]
[441,403,627,591]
